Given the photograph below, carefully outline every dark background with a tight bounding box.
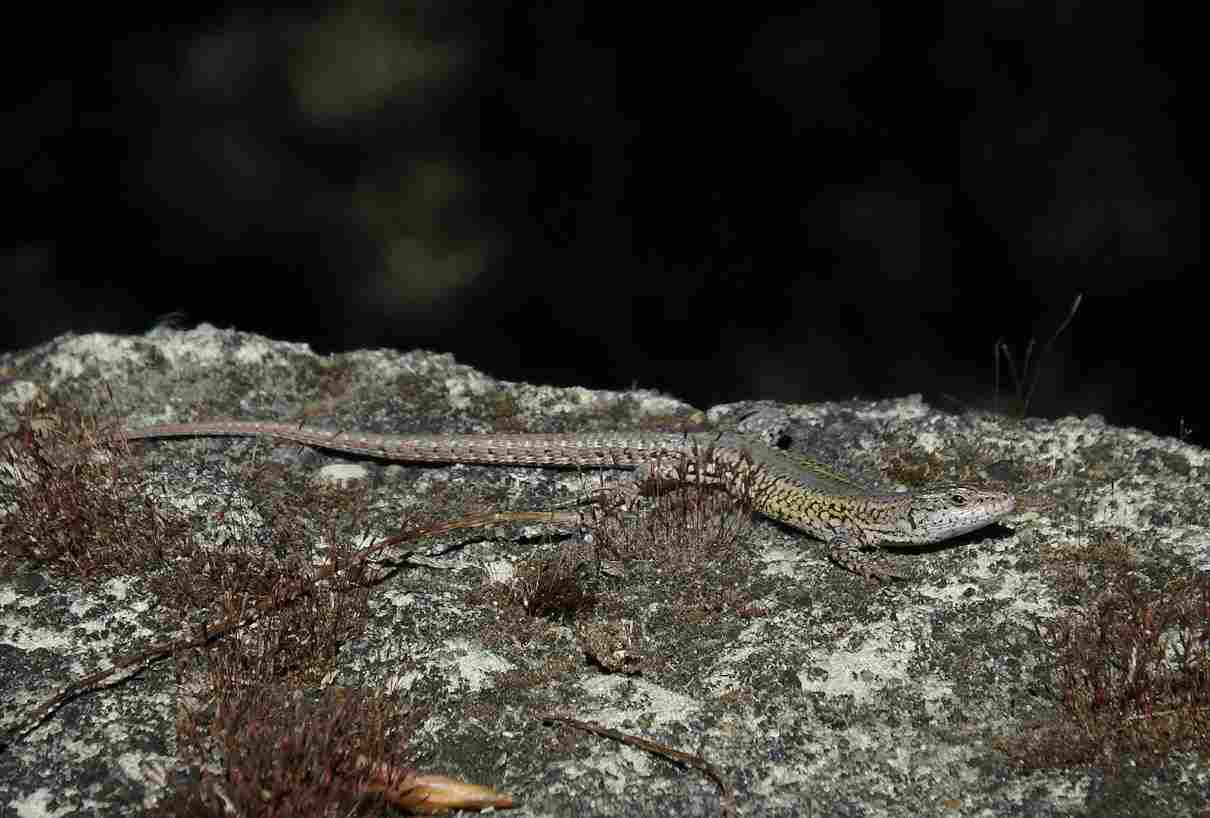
[4,4,1202,444]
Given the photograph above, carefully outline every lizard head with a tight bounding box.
[891,485,1016,544]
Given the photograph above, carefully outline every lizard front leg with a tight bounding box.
[826,533,906,582]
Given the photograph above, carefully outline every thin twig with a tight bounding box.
[1022,293,1082,412]
[539,713,736,818]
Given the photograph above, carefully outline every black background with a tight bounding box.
[4,4,1202,444]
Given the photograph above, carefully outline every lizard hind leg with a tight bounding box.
[542,483,631,512]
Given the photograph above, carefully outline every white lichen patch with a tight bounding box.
[853,394,931,422]
[757,544,822,578]
[313,462,371,485]
[575,675,701,726]
[797,627,915,702]
[2,579,154,655]
[45,334,145,382]
[430,638,514,693]
[8,786,72,818]
[443,370,497,409]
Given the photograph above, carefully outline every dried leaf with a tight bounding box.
[360,760,515,814]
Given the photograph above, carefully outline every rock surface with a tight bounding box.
[2,326,1208,816]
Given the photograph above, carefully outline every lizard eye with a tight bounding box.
[950,493,967,505]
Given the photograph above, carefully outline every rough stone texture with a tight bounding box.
[1,326,1208,816]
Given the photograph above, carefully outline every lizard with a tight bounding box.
[122,420,1016,580]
